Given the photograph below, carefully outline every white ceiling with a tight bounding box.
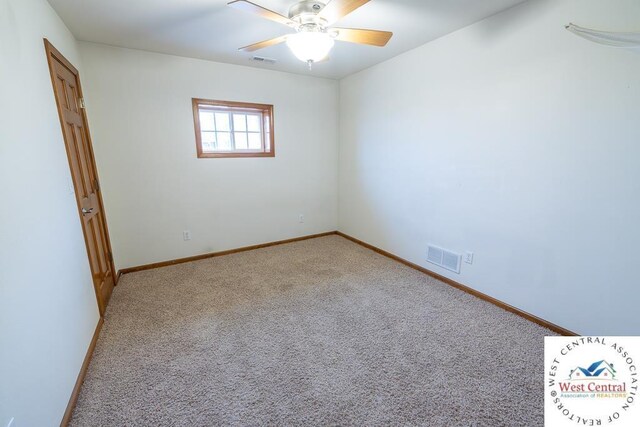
[47,0,527,79]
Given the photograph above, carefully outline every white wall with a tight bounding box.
[0,0,101,426]
[78,43,339,270]
[338,0,640,336]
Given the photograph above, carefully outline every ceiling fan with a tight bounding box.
[228,0,393,68]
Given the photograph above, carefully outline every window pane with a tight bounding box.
[201,131,216,152]
[215,113,230,132]
[248,132,261,150]
[234,132,248,149]
[233,114,247,131]
[216,132,232,150]
[202,131,216,143]
[247,115,261,132]
[199,111,216,131]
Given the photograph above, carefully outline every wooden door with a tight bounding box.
[44,39,115,316]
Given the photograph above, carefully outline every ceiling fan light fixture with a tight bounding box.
[286,31,334,64]
[230,0,393,69]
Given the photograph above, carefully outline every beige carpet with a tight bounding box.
[70,235,553,426]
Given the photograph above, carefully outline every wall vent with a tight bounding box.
[251,56,277,64]
[426,245,461,274]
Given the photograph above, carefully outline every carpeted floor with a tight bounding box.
[70,235,553,426]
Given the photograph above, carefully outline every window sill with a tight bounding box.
[197,151,276,159]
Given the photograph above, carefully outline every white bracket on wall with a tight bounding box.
[565,23,640,52]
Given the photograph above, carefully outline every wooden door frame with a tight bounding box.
[44,38,117,315]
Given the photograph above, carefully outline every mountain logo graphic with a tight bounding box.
[568,360,617,380]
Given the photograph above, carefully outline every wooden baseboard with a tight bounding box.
[118,231,337,276]
[60,317,104,427]
[335,232,577,336]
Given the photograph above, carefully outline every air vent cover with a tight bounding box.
[427,245,461,274]
[251,56,277,64]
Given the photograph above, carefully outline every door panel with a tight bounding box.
[45,39,115,316]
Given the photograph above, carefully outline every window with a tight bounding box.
[192,98,275,158]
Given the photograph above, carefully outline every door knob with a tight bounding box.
[82,207,94,214]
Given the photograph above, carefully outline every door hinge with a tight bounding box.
[94,178,100,191]
[79,97,86,109]
[108,252,113,263]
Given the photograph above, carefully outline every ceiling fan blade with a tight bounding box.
[228,0,297,27]
[331,28,393,47]
[239,35,288,52]
[318,0,370,25]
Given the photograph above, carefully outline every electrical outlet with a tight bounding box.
[465,251,474,264]
[298,214,305,223]
[183,230,191,241]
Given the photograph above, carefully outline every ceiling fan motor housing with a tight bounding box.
[288,1,328,30]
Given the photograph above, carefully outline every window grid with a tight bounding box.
[200,111,262,152]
